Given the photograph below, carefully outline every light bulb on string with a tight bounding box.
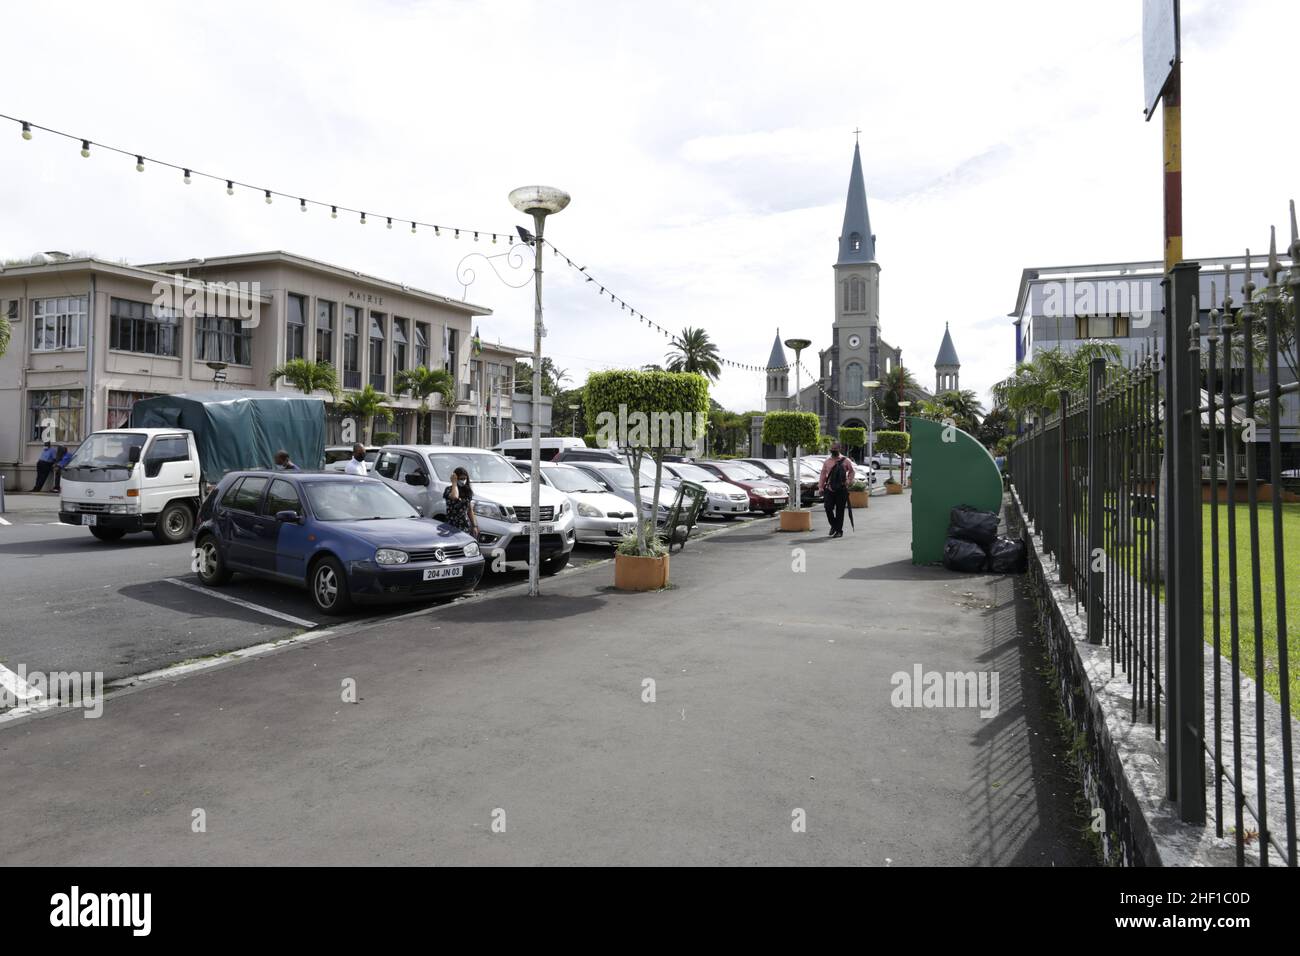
[183,169,192,185]
[80,140,91,158]
[135,156,144,172]
[361,212,367,225]
[21,121,32,140]
[411,222,417,234]
[387,217,393,229]
[264,190,272,205]
[434,226,440,237]
[454,229,460,239]
[226,181,234,196]
[474,232,479,242]
[331,206,338,219]
[300,199,307,213]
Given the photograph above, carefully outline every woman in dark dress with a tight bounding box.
[442,466,479,538]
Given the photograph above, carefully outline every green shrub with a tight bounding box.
[373,432,399,445]
[838,426,866,453]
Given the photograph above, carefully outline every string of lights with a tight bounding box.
[1,112,515,243]
[543,238,796,374]
[795,360,906,425]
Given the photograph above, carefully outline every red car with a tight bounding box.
[695,460,790,513]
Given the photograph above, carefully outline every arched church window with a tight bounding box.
[850,232,862,252]
[843,276,866,313]
[845,362,864,404]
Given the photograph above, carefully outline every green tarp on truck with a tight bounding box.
[129,390,327,483]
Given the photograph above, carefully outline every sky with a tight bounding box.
[2,0,1298,413]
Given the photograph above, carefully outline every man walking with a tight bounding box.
[31,442,58,492]
[818,442,855,538]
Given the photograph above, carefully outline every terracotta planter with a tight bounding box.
[885,481,903,495]
[848,490,870,508]
[778,509,813,532]
[614,552,670,591]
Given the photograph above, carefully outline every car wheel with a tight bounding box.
[89,526,127,542]
[541,553,570,575]
[310,556,353,615]
[194,534,233,586]
[153,502,193,544]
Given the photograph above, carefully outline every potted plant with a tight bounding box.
[584,369,710,590]
[875,430,910,494]
[848,478,870,509]
[762,410,820,531]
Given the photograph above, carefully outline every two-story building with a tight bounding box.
[0,250,525,489]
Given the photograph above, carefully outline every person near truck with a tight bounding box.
[817,443,855,538]
[31,443,58,492]
[52,446,72,492]
[273,450,301,472]
[343,443,369,476]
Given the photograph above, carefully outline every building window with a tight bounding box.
[343,306,361,389]
[369,312,387,391]
[1076,315,1130,339]
[32,296,88,351]
[286,293,307,361]
[849,232,862,252]
[392,317,409,374]
[107,390,162,429]
[414,322,429,369]
[453,413,478,447]
[29,389,84,442]
[843,277,866,313]
[316,299,335,364]
[195,316,253,365]
[845,362,864,404]
[443,326,458,375]
[109,298,179,357]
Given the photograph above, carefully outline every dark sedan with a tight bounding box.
[740,458,821,505]
[694,460,790,513]
[193,472,484,614]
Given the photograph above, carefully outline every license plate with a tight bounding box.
[538,524,555,534]
[80,514,97,526]
[423,566,463,581]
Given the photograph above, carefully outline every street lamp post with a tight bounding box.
[897,399,912,485]
[784,337,812,507]
[863,378,880,471]
[509,185,570,598]
[568,404,580,438]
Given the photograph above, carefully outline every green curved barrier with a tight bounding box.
[909,417,1003,564]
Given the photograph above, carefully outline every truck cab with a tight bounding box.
[59,428,202,543]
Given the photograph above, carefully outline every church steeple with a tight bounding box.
[764,329,789,411]
[837,141,875,265]
[935,322,960,393]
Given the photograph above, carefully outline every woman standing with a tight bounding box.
[442,466,479,538]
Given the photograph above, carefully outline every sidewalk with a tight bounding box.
[0,495,1095,866]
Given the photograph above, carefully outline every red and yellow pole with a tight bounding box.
[1163,63,1182,271]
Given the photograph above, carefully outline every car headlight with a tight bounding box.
[576,502,602,518]
[463,541,480,557]
[375,548,409,565]
[473,500,511,520]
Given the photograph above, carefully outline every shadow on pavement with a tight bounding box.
[116,580,291,629]
[439,592,607,625]
[0,535,172,557]
[841,559,952,581]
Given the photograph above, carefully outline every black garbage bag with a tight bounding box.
[987,536,1028,574]
[943,537,988,573]
[948,505,1000,547]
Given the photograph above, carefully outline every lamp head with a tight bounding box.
[783,337,812,351]
[509,185,571,217]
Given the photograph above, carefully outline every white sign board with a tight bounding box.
[1143,0,1179,120]
[511,395,553,432]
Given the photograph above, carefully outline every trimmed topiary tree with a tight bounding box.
[838,426,866,460]
[875,430,910,481]
[762,411,820,511]
[584,370,709,556]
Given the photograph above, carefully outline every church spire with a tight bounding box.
[837,141,875,265]
[766,329,787,369]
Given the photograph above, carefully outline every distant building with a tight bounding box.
[0,250,527,488]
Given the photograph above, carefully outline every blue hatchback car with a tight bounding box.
[194,471,484,614]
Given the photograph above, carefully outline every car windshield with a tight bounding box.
[670,464,717,483]
[714,462,763,481]
[590,467,637,490]
[544,467,604,493]
[66,432,147,468]
[427,452,524,483]
[305,481,418,521]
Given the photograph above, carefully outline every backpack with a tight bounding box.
[827,457,848,493]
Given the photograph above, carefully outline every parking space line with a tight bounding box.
[163,578,319,629]
[0,516,10,525]
[0,662,44,704]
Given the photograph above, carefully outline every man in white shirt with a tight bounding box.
[343,443,369,476]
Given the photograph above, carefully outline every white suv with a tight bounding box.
[372,445,576,573]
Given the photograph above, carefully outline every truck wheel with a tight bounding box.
[541,553,570,575]
[310,556,353,615]
[154,503,193,544]
[90,527,126,542]
[194,534,233,586]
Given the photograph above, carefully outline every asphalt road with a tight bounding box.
[0,495,1096,866]
[0,506,765,686]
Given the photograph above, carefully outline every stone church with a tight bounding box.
[752,141,957,458]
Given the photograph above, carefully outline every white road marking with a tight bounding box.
[0,516,10,525]
[0,662,44,704]
[46,522,80,528]
[163,578,318,629]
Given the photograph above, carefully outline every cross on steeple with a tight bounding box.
[853,127,862,144]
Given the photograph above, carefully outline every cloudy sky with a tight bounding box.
[2,0,1297,412]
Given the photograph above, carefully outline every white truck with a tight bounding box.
[58,428,203,543]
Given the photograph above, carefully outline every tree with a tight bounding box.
[875,430,910,482]
[338,384,392,444]
[267,359,340,399]
[666,327,722,382]
[514,358,570,397]
[992,342,1123,417]
[880,365,920,426]
[394,366,455,443]
[838,426,866,459]
[762,411,820,512]
[977,405,1013,450]
[584,370,710,556]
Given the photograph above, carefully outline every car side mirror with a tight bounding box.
[405,472,428,486]
[275,510,301,523]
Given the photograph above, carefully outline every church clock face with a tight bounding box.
[847,334,861,349]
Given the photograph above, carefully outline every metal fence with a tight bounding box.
[1008,230,1298,867]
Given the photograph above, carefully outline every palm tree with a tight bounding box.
[337,384,392,444]
[992,342,1123,417]
[666,327,722,382]
[930,388,985,433]
[267,358,340,399]
[514,358,570,397]
[879,365,919,427]
[394,366,455,444]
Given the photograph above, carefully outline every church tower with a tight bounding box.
[764,330,789,412]
[935,322,960,394]
[833,141,881,415]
